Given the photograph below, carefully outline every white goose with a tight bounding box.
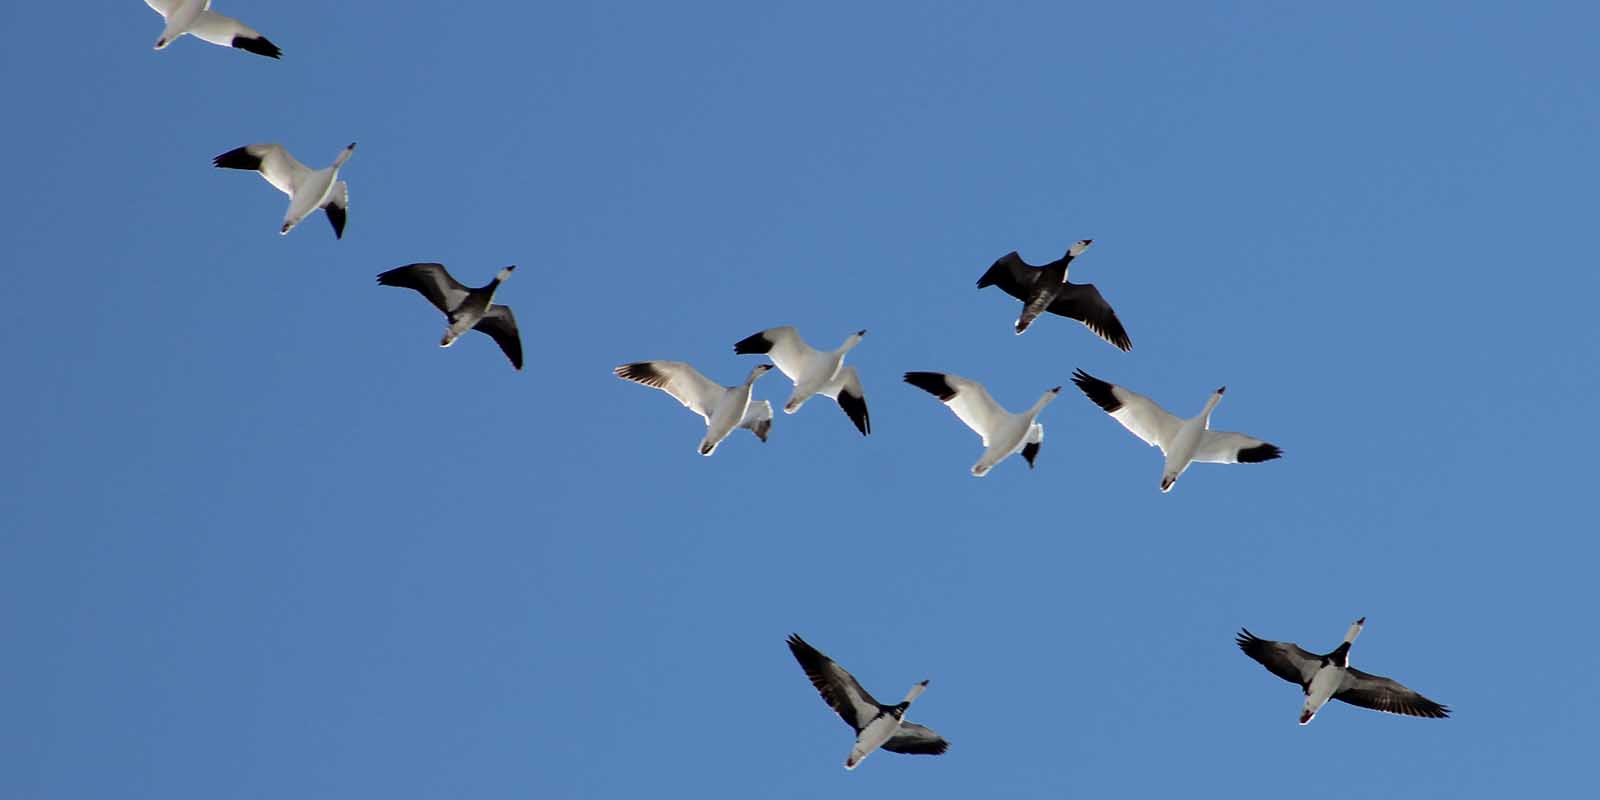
[903,371,1060,476]
[613,361,776,456]
[213,142,355,238]
[786,634,948,770]
[1238,618,1450,725]
[732,327,870,436]
[1070,368,1281,492]
[147,0,281,58]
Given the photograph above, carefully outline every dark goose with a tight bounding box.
[976,239,1132,349]
[1237,618,1450,724]
[377,263,523,370]
[786,634,948,770]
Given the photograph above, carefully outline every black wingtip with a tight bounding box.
[1070,368,1121,413]
[733,331,773,355]
[903,371,956,402]
[325,204,347,239]
[232,35,282,59]
[212,146,261,171]
[1237,443,1283,463]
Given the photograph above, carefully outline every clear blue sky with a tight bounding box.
[3,2,1596,797]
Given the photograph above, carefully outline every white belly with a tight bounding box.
[846,713,900,769]
[1301,665,1344,724]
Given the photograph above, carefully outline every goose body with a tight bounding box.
[975,240,1132,349]
[147,0,281,58]
[213,142,355,238]
[376,263,523,370]
[614,362,775,455]
[1237,618,1450,725]
[904,371,1060,476]
[733,326,870,436]
[786,634,948,770]
[1070,369,1280,492]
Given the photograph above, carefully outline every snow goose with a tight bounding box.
[613,362,776,455]
[732,326,870,436]
[903,371,1060,476]
[786,634,948,770]
[377,263,523,370]
[147,0,281,58]
[976,240,1132,349]
[213,142,355,238]
[1238,618,1450,725]
[1070,368,1280,492]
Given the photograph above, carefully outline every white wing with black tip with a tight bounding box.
[1335,669,1451,719]
[1194,431,1283,464]
[322,181,349,239]
[186,10,282,58]
[613,361,726,421]
[903,371,1007,445]
[1236,628,1321,689]
[819,366,870,435]
[473,306,522,371]
[212,143,307,197]
[733,326,820,379]
[1070,368,1181,452]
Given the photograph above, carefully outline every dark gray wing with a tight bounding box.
[376,263,470,315]
[882,722,949,756]
[473,305,522,371]
[975,251,1039,302]
[1050,282,1132,351]
[1335,668,1450,719]
[787,634,881,733]
[1237,629,1321,689]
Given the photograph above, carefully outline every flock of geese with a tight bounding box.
[147,2,1450,772]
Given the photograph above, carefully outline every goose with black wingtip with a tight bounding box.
[213,142,354,238]
[147,0,281,58]
[613,361,776,455]
[732,326,870,436]
[1070,368,1280,492]
[903,371,1060,476]
[1237,618,1450,725]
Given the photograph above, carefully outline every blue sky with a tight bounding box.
[3,2,1597,797]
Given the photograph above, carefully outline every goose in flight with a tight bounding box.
[903,371,1060,476]
[1237,618,1450,725]
[1070,368,1280,492]
[213,142,354,238]
[376,263,523,370]
[975,240,1132,349]
[732,327,870,436]
[147,0,281,58]
[786,634,948,770]
[614,362,776,455]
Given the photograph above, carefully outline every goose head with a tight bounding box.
[1200,385,1226,419]
[901,680,929,705]
[1344,617,1365,645]
[840,329,867,352]
[1066,239,1094,259]
[746,363,776,383]
[1031,385,1063,412]
[333,142,357,168]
